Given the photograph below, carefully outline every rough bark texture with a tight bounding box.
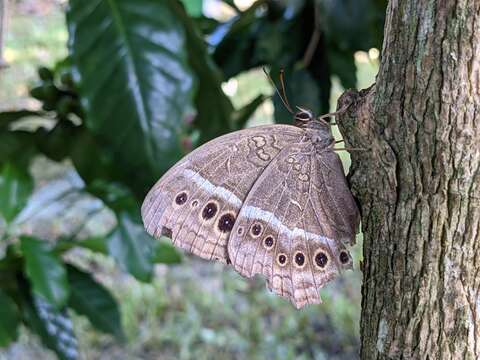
[337,1,480,359]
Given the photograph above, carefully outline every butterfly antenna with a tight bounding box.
[262,67,294,114]
[279,69,294,113]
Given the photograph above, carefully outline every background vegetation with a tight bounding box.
[0,0,384,358]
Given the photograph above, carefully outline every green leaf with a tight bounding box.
[21,236,70,308]
[0,290,20,347]
[0,110,45,130]
[67,0,195,192]
[22,294,79,360]
[212,2,306,78]
[168,0,234,143]
[0,131,38,168]
[193,15,220,36]
[107,212,154,282]
[77,236,109,254]
[67,130,119,188]
[212,2,266,78]
[153,240,182,264]
[67,265,124,340]
[54,235,109,255]
[211,1,331,118]
[181,0,203,16]
[34,121,82,162]
[63,126,144,200]
[220,0,241,13]
[85,180,137,214]
[0,162,34,223]
[232,94,267,130]
[318,0,383,51]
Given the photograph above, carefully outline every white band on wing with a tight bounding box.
[184,169,337,249]
[184,169,243,208]
[241,205,336,248]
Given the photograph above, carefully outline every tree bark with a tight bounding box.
[337,1,480,359]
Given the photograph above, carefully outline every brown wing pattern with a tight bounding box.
[312,151,360,245]
[141,125,303,263]
[228,142,358,308]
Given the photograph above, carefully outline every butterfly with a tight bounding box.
[141,101,360,309]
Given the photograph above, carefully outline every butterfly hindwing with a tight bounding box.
[228,141,357,308]
[141,125,303,263]
[311,150,360,245]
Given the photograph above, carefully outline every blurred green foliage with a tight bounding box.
[0,0,385,358]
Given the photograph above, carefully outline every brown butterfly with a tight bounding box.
[141,99,360,308]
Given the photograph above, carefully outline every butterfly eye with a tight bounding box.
[202,202,218,220]
[218,213,236,233]
[263,236,274,249]
[277,253,288,266]
[314,250,329,269]
[250,223,263,237]
[175,192,188,205]
[339,251,350,264]
[294,251,306,268]
[294,109,313,122]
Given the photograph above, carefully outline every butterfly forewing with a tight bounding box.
[141,125,303,263]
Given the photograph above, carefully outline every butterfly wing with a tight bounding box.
[228,142,359,308]
[141,125,304,263]
[311,150,360,245]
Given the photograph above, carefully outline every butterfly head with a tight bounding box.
[294,106,334,148]
[294,107,314,124]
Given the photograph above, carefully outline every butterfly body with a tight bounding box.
[142,110,359,308]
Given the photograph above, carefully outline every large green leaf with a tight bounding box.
[67,0,195,195]
[67,265,124,339]
[0,162,34,223]
[168,0,234,143]
[21,236,70,308]
[0,290,20,347]
[22,294,79,360]
[107,212,154,282]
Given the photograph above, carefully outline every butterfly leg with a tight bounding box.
[333,147,369,152]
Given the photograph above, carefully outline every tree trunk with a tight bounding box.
[337,1,480,359]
